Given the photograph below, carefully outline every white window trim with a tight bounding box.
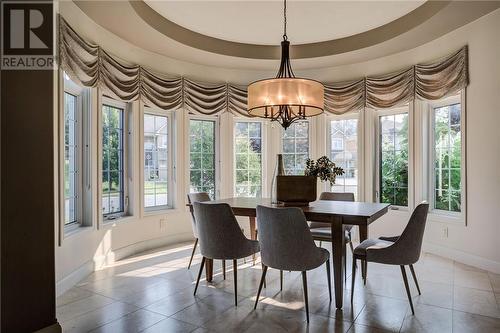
[426,91,467,224]
[140,106,176,214]
[186,113,220,199]
[325,112,364,201]
[100,96,130,222]
[374,104,414,211]
[232,118,268,197]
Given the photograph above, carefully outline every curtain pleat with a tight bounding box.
[59,16,469,116]
[324,79,365,114]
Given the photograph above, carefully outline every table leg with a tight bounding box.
[359,225,368,242]
[205,258,213,282]
[331,217,346,309]
[249,217,257,263]
[249,217,257,240]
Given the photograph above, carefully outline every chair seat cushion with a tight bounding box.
[310,227,350,242]
[353,239,393,258]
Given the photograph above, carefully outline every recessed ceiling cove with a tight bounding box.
[144,0,425,45]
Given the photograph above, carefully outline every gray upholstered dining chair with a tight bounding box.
[351,203,429,315]
[187,193,214,269]
[309,192,355,280]
[254,205,331,323]
[192,202,260,306]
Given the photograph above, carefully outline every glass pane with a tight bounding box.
[143,113,170,208]
[433,103,462,212]
[189,119,217,199]
[281,121,309,175]
[379,113,408,206]
[103,103,124,216]
[235,122,262,197]
[330,118,358,199]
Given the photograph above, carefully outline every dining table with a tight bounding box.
[190,197,389,309]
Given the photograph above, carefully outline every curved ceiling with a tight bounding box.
[144,0,425,45]
[71,1,500,71]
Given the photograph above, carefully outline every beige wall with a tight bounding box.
[56,6,500,294]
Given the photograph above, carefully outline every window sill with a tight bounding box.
[143,207,179,217]
[428,211,465,225]
[102,215,135,227]
[64,224,93,238]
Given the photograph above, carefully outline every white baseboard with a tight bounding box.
[56,232,194,296]
[423,241,500,274]
[56,260,94,297]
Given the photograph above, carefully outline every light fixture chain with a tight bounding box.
[283,0,287,40]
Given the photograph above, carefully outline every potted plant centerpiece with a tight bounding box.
[276,156,344,206]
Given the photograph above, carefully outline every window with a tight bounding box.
[189,119,216,199]
[432,102,462,212]
[330,118,358,196]
[379,112,409,206]
[281,121,309,175]
[234,121,262,197]
[64,91,79,225]
[61,73,91,232]
[102,103,125,217]
[144,113,170,209]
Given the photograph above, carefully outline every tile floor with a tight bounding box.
[58,242,500,332]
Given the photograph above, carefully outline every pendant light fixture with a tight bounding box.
[247,0,324,129]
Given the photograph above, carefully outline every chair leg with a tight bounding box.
[280,270,283,291]
[351,257,356,304]
[361,259,366,284]
[233,259,238,306]
[400,265,415,315]
[188,238,198,269]
[254,265,268,310]
[409,264,421,295]
[319,241,322,247]
[194,256,205,295]
[344,251,347,282]
[222,260,226,280]
[362,260,368,285]
[301,271,310,323]
[326,259,332,302]
[261,263,267,288]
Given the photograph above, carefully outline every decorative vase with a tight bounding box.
[271,154,285,204]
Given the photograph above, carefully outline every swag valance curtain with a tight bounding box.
[59,16,468,116]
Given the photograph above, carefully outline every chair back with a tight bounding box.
[392,202,429,264]
[187,192,211,238]
[192,202,251,260]
[256,205,320,271]
[368,203,429,265]
[319,192,355,202]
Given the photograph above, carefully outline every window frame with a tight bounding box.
[233,118,266,198]
[279,120,310,175]
[59,73,93,239]
[374,105,413,210]
[141,107,175,212]
[100,97,129,221]
[188,114,220,199]
[427,92,466,221]
[326,112,363,200]
[61,79,84,231]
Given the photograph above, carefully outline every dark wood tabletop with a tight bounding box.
[208,197,390,225]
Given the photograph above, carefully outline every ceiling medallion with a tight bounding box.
[247,0,324,129]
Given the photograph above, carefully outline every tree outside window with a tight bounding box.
[234,122,262,197]
[434,103,461,212]
[189,119,216,199]
[379,113,409,206]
